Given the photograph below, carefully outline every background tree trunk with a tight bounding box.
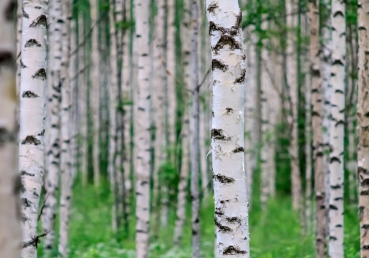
[0,0,22,256]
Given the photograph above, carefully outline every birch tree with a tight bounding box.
[90,0,100,187]
[58,0,72,256]
[328,0,346,256]
[42,0,62,253]
[0,0,22,256]
[19,0,48,257]
[309,0,327,256]
[357,1,369,257]
[206,0,250,256]
[190,0,201,257]
[134,0,151,256]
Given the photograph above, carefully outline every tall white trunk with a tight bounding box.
[152,0,167,232]
[90,0,100,187]
[357,2,369,257]
[17,0,23,93]
[78,14,88,185]
[309,0,326,256]
[286,0,302,211]
[190,1,201,257]
[20,1,48,257]
[206,1,250,256]
[42,0,62,254]
[122,0,132,213]
[0,1,22,256]
[134,0,151,256]
[328,1,346,257]
[108,1,120,233]
[58,1,72,256]
[174,113,190,245]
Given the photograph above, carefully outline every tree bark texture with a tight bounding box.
[309,0,327,256]
[42,0,62,254]
[357,2,369,257]
[328,0,345,257]
[58,0,72,256]
[206,0,250,256]
[134,0,151,256]
[19,0,48,257]
[0,0,22,256]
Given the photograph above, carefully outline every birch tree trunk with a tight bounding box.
[357,2,369,257]
[42,0,62,253]
[108,1,120,233]
[152,0,167,234]
[0,0,22,256]
[90,0,100,187]
[328,0,346,256]
[206,1,250,256]
[122,0,132,215]
[305,58,312,233]
[20,1,48,257]
[286,0,302,211]
[190,1,200,257]
[17,0,22,92]
[78,13,88,185]
[134,0,151,256]
[58,1,72,256]
[174,113,190,245]
[309,0,327,256]
[321,0,332,217]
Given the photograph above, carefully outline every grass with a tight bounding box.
[56,180,361,258]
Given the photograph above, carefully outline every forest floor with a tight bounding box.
[42,180,360,258]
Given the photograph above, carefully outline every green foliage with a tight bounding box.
[54,180,359,257]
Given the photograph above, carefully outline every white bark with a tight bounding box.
[78,13,88,186]
[286,0,302,211]
[305,57,312,234]
[0,0,22,256]
[174,113,190,245]
[58,1,72,257]
[20,1,48,257]
[134,0,151,256]
[42,0,62,253]
[328,1,345,257]
[190,1,200,257]
[17,0,23,93]
[90,0,100,187]
[206,1,250,256]
[108,1,120,233]
[358,2,369,256]
[152,0,167,233]
[122,0,132,214]
[309,0,327,256]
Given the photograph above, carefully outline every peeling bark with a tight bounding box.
[19,1,48,257]
[206,0,250,257]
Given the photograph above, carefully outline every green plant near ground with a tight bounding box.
[49,178,360,258]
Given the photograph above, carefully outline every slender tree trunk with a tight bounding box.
[78,13,88,186]
[122,0,132,217]
[190,1,200,257]
[206,0,250,256]
[357,2,369,257]
[90,0,100,187]
[328,1,346,257]
[0,1,22,256]
[152,0,167,235]
[174,113,190,245]
[109,1,120,233]
[134,0,151,256]
[20,1,48,257]
[286,0,302,211]
[200,102,209,197]
[309,0,326,256]
[42,0,62,254]
[305,57,312,234]
[321,0,332,222]
[58,1,72,256]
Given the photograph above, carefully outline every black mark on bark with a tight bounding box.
[234,70,246,84]
[223,246,247,255]
[25,39,42,48]
[22,91,39,98]
[21,136,41,145]
[32,68,47,80]
[213,174,235,184]
[212,59,228,71]
[211,129,231,141]
[30,15,48,29]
